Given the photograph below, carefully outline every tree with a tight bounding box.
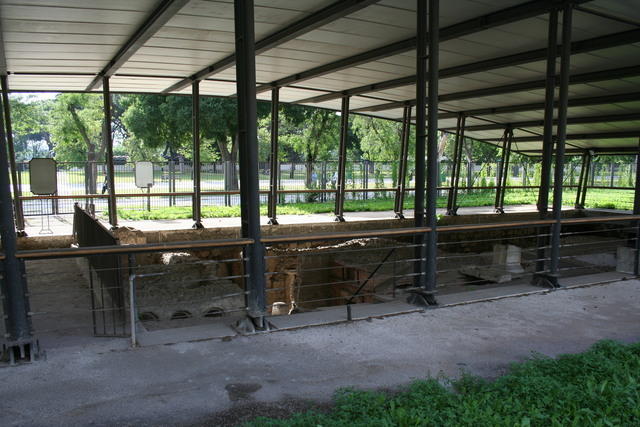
[122,94,269,190]
[9,96,53,161]
[352,115,403,162]
[279,105,340,188]
[49,93,107,194]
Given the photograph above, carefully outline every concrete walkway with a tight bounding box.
[2,280,639,426]
[24,204,564,235]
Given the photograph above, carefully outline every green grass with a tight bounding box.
[117,188,635,220]
[246,340,640,426]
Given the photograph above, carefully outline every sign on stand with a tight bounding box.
[29,158,57,234]
[135,161,154,211]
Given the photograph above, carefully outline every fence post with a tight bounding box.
[128,254,137,347]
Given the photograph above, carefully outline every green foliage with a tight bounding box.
[352,115,407,162]
[247,340,640,426]
[280,107,339,162]
[10,95,53,160]
[49,93,105,162]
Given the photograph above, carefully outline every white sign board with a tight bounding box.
[135,161,154,188]
[29,158,57,195]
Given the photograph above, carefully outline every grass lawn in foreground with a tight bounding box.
[117,188,634,220]
[247,340,640,426]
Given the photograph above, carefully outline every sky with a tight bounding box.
[11,92,59,102]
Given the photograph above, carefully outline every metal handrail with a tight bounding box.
[13,237,253,259]
[3,214,637,260]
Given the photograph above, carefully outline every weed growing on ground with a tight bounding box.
[246,340,640,426]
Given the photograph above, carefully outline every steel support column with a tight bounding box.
[535,8,558,278]
[424,0,440,299]
[633,139,640,275]
[409,0,438,305]
[412,0,427,293]
[103,77,117,229]
[0,94,37,363]
[394,104,411,219]
[494,127,513,214]
[234,0,268,328]
[575,151,591,209]
[548,5,573,287]
[446,113,465,215]
[0,76,25,236]
[267,87,279,225]
[192,80,203,229]
[334,96,349,222]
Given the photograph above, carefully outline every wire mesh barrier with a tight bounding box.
[264,238,423,317]
[21,243,254,348]
[8,213,639,351]
[557,220,638,280]
[127,251,248,346]
[435,225,547,301]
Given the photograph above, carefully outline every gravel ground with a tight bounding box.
[1,279,639,426]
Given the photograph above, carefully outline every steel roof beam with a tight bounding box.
[254,0,587,95]
[298,27,640,104]
[86,0,190,91]
[0,20,6,76]
[355,65,640,113]
[162,0,380,94]
[444,112,640,132]
[520,147,640,154]
[484,130,640,143]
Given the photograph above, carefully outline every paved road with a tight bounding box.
[1,280,638,426]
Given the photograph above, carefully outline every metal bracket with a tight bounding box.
[495,207,505,214]
[233,315,277,335]
[192,221,204,229]
[446,206,459,216]
[405,288,438,307]
[16,230,27,237]
[267,218,279,225]
[394,213,405,219]
[1,338,41,365]
[334,215,345,222]
[532,272,561,289]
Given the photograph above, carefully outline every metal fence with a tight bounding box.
[15,158,638,219]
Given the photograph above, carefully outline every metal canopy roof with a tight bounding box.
[1,0,639,153]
